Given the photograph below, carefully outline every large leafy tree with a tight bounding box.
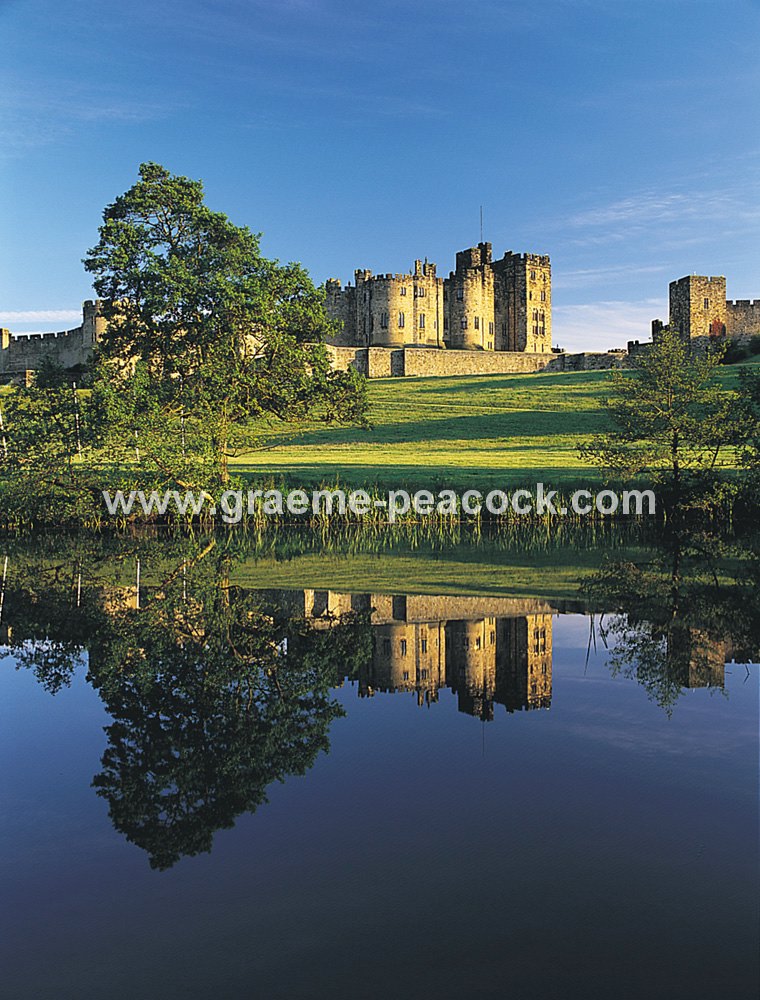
[580,327,743,513]
[84,162,367,485]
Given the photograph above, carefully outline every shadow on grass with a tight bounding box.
[257,410,603,449]
[406,370,612,395]
[233,461,602,489]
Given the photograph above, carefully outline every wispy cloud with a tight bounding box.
[0,84,181,156]
[553,298,665,353]
[553,263,669,291]
[558,177,760,254]
[0,309,81,326]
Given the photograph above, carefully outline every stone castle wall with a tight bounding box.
[402,347,553,377]
[726,299,760,337]
[543,350,627,372]
[0,301,104,376]
[324,344,561,378]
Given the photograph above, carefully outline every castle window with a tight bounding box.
[489,321,494,335]
[704,298,709,309]
[421,638,428,653]
[490,630,495,644]
[380,312,388,328]
[475,636,481,650]
[419,313,425,329]
[540,291,546,302]
[400,286,407,296]
[488,341,493,350]
[461,318,467,329]
[529,292,533,300]
[530,270,536,280]
[456,289,464,301]
[398,311,405,328]
[415,286,425,297]
[542,663,547,675]
[421,668,428,680]
[400,639,407,656]
[474,316,480,330]
[403,670,410,681]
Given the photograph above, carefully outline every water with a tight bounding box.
[0,530,758,999]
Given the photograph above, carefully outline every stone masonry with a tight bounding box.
[0,301,104,379]
[663,275,760,342]
[326,242,553,356]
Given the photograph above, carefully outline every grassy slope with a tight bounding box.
[234,364,750,490]
[234,369,612,490]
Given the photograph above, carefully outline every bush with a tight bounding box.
[722,339,749,364]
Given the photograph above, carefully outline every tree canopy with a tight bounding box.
[84,162,367,485]
[580,326,747,513]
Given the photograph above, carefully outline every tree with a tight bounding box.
[84,162,367,486]
[582,524,760,712]
[580,327,741,513]
[1,535,373,869]
[0,359,85,477]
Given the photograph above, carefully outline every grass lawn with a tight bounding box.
[232,362,754,491]
[235,369,613,490]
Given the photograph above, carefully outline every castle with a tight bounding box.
[326,241,552,354]
[263,588,556,718]
[652,274,760,343]
[0,300,104,381]
[4,267,758,384]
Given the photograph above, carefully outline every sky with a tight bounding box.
[1,0,759,351]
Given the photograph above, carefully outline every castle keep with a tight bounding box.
[326,242,552,355]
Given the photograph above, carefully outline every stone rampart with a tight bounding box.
[0,301,104,375]
[324,344,630,378]
[401,348,552,376]
[543,351,627,372]
[726,299,760,337]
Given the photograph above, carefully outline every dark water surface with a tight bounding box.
[0,530,758,999]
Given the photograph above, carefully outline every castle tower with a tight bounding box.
[325,265,445,349]
[445,617,497,719]
[669,275,727,340]
[82,299,107,347]
[444,243,496,350]
[491,253,552,353]
[325,279,361,346]
[495,614,553,712]
[0,328,10,373]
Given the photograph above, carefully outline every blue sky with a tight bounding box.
[1,0,758,350]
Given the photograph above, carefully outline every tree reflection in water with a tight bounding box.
[1,525,758,866]
[583,527,760,713]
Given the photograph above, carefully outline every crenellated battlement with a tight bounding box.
[0,300,105,375]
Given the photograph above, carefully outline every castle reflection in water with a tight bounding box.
[267,589,728,720]
[272,590,555,720]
